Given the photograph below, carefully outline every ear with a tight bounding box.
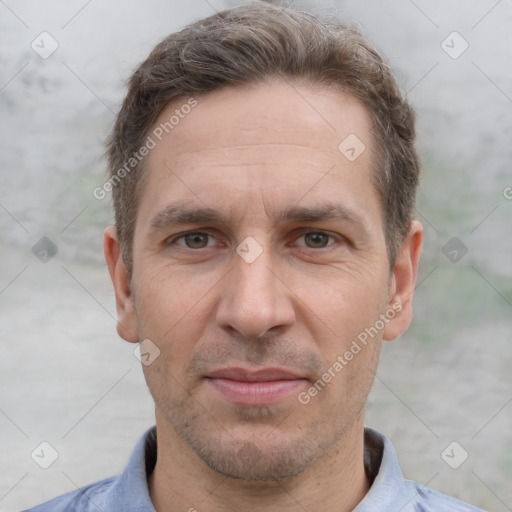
[382,220,423,341]
[104,226,139,343]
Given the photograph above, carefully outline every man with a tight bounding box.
[25,2,484,511]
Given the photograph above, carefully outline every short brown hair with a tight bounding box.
[106,1,420,272]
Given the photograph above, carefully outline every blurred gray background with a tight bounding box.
[1,0,511,510]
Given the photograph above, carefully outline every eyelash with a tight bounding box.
[167,230,341,250]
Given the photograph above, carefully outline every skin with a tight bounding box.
[105,79,423,512]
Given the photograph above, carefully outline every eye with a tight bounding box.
[174,232,214,249]
[296,231,337,249]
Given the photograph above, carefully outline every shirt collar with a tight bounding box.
[354,427,410,511]
[104,426,157,512]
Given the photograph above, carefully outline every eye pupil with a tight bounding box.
[185,233,208,248]
[305,232,329,248]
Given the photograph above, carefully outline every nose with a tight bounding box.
[215,245,296,340]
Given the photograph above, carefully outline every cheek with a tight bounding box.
[137,265,212,314]
[133,268,216,360]
[300,270,388,335]
[295,271,389,390]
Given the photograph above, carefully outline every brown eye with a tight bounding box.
[183,233,210,248]
[303,232,331,248]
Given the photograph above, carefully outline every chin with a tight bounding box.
[194,437,321,481]
[172,413,341,481]
[155,382,360,482]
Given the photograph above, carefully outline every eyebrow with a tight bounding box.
[149,204,228,234]
[275,204,366,228]
[148,202,368,236]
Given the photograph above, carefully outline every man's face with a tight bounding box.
[108,80,418,480]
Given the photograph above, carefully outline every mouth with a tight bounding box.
[204,367,309,405]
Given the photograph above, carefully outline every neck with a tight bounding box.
[149,410,370,512]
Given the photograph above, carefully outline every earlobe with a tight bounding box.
[383,220,423,341]
[104,226,139,343]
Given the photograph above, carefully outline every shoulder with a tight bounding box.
[21,476,116,512]
[361,427,486,512]
[21,426,157,512]
[403,479,487,512]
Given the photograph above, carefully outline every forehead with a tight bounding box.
[157,80,372,161]
[137,80,380,230]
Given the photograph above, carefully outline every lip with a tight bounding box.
[205,367,308,405]
[206,367,304,382]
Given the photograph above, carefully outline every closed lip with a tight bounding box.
[205,367,306,382]
[204,366,308,405]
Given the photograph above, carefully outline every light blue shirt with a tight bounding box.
[23,426,485,511]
